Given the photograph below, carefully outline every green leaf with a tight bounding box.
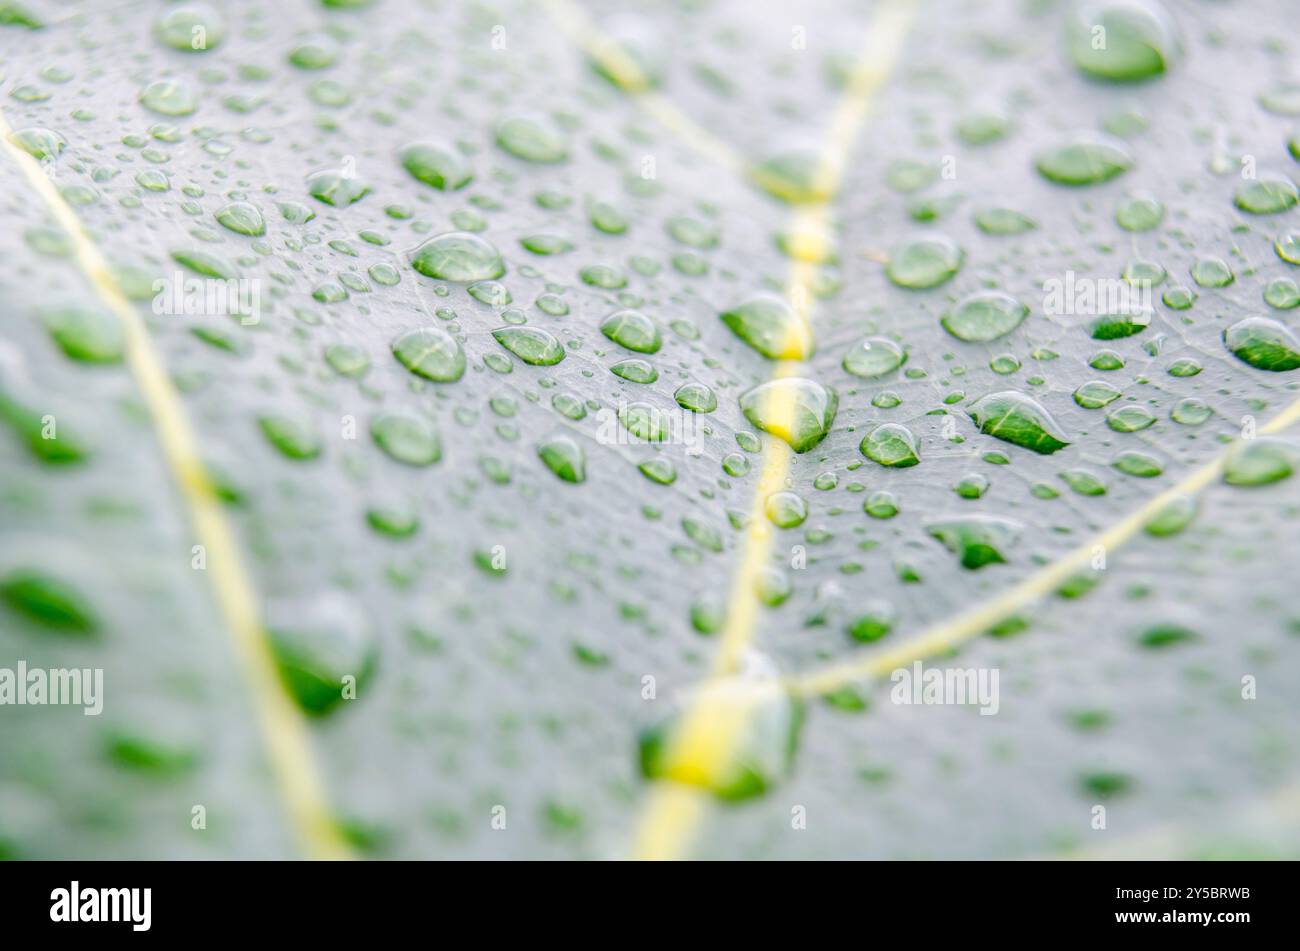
[3,0,1300,863]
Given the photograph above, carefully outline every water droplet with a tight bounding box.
[0,568,98,634]
[739,378,838,453]
[1115,192,1164,231]
[968,391,1071,453]
[1144,494,1197,536]
[537,434,586,483]
[956,112,1011,146]
[722,452,750,477]
[864,490,899,519]
[492,326,565,366]
[973,207,1036,235]
[1162,284,1195,309]
[926,515,1020,569]
[306,168,370,206]
[1090,310,1150,340]
[267,597,376,715]
[885,234,963,289]
[954,472,990,499]
[666,215,719,249]
[0,396,88,463]
[1190,256,1234,288]
[520,233,574,255]
[400,141,472,191]
[842,336,906,377]
[1061,469,1107,496]
[214,201,265,236]
[619,402,668,441]
[814,471,838,490]
[40,307,123,363]
[1137,625,1196,649]
[1259,81,1300,116]
[1223,317,1300,371]
[495,114,568,163]
[990,353,1020,374]
[600,309,661,353]
[411,232,505,282]
[7,126,65,160]
[719,294,812,359]
[753,150,826,204]
[1035,134,1133,185]
[1122,259,1166,286]
[1107,405,1156,432]
[1234,174,1298,214]
[1264,278,1300,310]
[1170,397,1211,425]
[156,5,224,51]
[139,78,198,116]
[1089,349,1126,370]
[288,35,339,69]
[860,423,920,468]
[579,263,626,289]
[258,414,322,460]
[370,413,440,466]
[1275,230,1300,265]
[325,343,369,377]
[638,457,676,485]
[391,326,466,382]
[674,381,717,413]
[1223,437,1296,486]
[765,491,807,528]
[1067,0,1179,81]
[638,680,803,800]
[1112,449,1162,477]
[941,291,1028,342]
[610,358,658,383]
[848,601,895,642]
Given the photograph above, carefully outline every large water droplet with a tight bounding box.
[926,515,1020,569]
[638,679,803,800]
[842,337,906,378]
[719,294,812,359]
[968,391,1071,453]
[139,78,198,116]
[391,326,466,382]
[411,232,505,282]
[885,234,963,289]
[1067,0,1179,82]
[370,413,441,466]
[399,141,473,191]
[739,378,837,453]
[495,114,568,163]
[1035,134,1133,185]
[600,309,661,354]
[1234,174,1298,214]
[1223,317,1300,371]
[267,596,376,716]
[1223,438,1296,486]
[493,326,565,366]
[214,201,265,237]
[941,291,1028,342]
[40,308,123,363]
[860,423,920,468]
[538,434,586,483]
